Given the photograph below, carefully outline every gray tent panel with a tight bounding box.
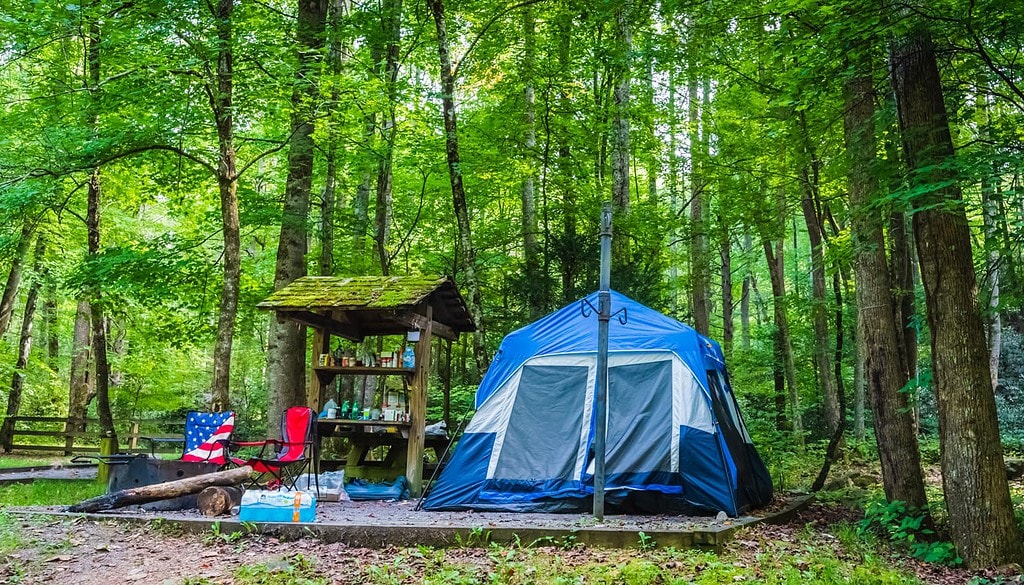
[607,360,674,475]
[494,364,589,480]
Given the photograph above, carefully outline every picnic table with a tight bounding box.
[317,418,449,482]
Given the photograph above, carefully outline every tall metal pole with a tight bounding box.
[594,202,612,520]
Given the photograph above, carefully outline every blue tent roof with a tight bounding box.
[477,290,718,407]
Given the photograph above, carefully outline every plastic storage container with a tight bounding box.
[239,490,316,523]
[294,471,349,502]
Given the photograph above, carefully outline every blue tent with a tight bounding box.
[424,291,773,516]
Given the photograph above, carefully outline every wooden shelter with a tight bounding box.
[257,275,476,496]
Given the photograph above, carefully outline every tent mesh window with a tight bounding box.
[494,365,588,480]
[607,360,674,475]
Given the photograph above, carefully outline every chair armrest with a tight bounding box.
[228,440,269,447]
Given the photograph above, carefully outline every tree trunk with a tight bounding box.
[668,65,681,315]
[209,0,240,412]
[764,236,802,442]
[720,224,733,352]
[43,268,58,372]
[800,173,839,434]
[741,234,752,350]
[374,0,401,276]
[1,236,44,451]
[688,75,710,335]
[521,7,543,320]
[427,0,488,376]
[352,143,373,269]
[890,27,1022,567]
[846,59,928,511]
[557,9,576,304]
[88,171,114,443]
[853,313,866,442]
[66,300,93,454]
[610,0,632,219]
[979,95,1001,389]
[83,17,114,444]
[318,0,348,277]
[0,222,33,338]
[267,0,328,432]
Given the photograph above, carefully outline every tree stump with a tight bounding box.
[197,485,243,516]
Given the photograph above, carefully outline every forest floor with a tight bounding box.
[0,454,1017,584]
[0,501,1002,584]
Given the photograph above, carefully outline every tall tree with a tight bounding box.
[610,0,632,218]
[844,51,928,511]
[374,0,402,275]
[556,8,578,303]
[208,0,241,411]
[84,15,114,442]
[764,198,802,443]
[267,0,328,430]
[0,222,33,338]
[65,300,93,451]
[427,0,488,375]
[521,6,543,319]
[798,155,839,434]
[688,59,710,335]
[319,0,349,277]
[0,236,44,451]
[890,21,1024,567]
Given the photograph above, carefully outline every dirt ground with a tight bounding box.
[1,503,994,585]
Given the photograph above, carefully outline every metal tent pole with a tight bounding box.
[594,202,612,521]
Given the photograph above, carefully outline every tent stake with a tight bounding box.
[594,202,612,521]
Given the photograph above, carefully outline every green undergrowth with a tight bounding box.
[255,525,922,585]
[159,521,926,584]
[0,479,105,508]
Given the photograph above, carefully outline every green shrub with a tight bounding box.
[859,499,961,566]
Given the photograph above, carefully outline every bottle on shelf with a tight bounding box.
[341,400,351,419]
[352,400,360,420]
[402,346,415,368]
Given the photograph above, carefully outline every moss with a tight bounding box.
[257,275,449,310]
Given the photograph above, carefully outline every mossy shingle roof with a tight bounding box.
[258,275,475,333]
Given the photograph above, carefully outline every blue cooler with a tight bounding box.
[239,490,316,523]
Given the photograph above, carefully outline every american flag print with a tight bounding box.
[181,411,235,465]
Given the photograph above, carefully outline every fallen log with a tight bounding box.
[67,465,252,513]
[198,485,243,516]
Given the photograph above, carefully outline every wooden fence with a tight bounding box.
[0,416,187,456]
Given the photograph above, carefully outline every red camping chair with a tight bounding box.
[226,406,317,491]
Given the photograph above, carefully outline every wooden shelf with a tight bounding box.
[313,365,414,377]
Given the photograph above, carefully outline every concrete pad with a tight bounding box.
[7,494,813,551]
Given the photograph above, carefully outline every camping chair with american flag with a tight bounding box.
[226,406,317,492]
[142,410,235,466]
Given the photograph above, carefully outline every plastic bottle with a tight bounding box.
[351,400,360,420]
[402,346,415,369]
[341,400,351,419]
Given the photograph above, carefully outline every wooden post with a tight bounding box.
[0,417,13,453]
[97,433,117,487]
[64,417,76,456]
[129,420,140,452]
[308,325,330,410]
[406,304,433,497]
